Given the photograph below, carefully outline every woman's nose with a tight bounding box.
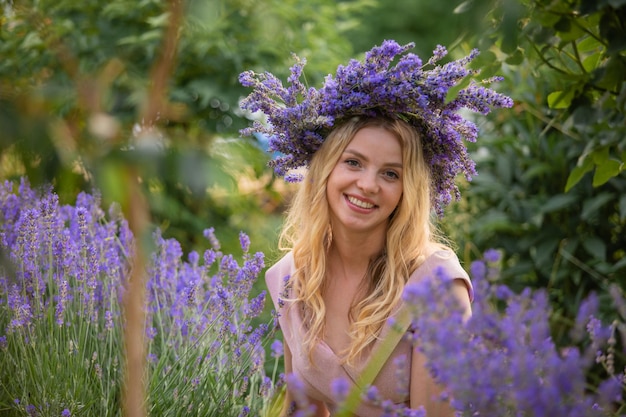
[356,171,379,194]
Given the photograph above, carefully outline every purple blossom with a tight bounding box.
[239,231,251,253]
[203,227,221,250]
[330,377,350,402]
[469,259,487,280]
[239,40,513,215]
[55,279,69,326]
[483,248,501,263]
[259,376,273,397]
[270,339,284,359]
[286,373,316,416]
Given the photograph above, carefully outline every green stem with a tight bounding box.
[334,307,411,417]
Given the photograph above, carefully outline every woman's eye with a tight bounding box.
[345,159,360,167]
[384,170,399,180]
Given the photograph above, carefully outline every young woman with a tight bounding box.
[265,116,472,416]
[239,40,512,416]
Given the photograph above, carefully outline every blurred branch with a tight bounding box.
[122,2,184,417]
[142,0,184,125]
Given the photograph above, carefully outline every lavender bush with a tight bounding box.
[399,252,625,417]
[0,179,275,416]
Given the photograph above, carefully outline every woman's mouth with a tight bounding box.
[346,195,376,209]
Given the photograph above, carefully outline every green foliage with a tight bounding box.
[445,62,626,345]
[0,0,370,257]
[466,0,626,187]
[436,0,626,345]
[344,0,482,56]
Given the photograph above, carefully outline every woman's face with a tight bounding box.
[326,125,404,237]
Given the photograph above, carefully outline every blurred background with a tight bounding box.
[1,0,625,347]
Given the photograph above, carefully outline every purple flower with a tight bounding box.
[203,227,220,250]
[25,404,36,416]
[483,248,500,263]
[270,339,284,359]
[470,260,487,280]
[239,231,250,253]
[364,385,381,404]
[61,409,71,417]
[330,377,350,402]
[598,377,623,406]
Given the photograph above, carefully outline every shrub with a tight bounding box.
[0,178,274,416]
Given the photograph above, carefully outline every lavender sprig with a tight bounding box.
[239,40,513,215]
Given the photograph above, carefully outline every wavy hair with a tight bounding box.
[278,116,449,365]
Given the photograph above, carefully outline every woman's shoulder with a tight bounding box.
[265,252,295,307]
[416,248,466,273]
[411,248,474,300]
[266,251,294,281]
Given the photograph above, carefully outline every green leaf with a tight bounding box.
[541,193,578,213]
[600,9,626,54]
[147,12,171,28]
[535,10,560,27]
[547,90,574,109]
[591,147,610,165]
[556,21,586,43]
[565,158,593,192]
[577,36,603,53]
[505,48,525,65]
[596,55,626,91]
[592,158,623,187]
[533,237,560,268]
[581,236,606,262]
[581,192,614,221]
[96,159,128,209]
[582,52,602,73]
[22,32,43,49]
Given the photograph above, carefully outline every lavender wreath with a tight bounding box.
[239,40,513,215]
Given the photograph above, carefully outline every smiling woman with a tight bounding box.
[239,40,512,416]
[264,116,473,417]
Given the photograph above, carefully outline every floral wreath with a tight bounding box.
[238,40,513,216]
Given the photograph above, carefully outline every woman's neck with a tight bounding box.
[326,230,385,283]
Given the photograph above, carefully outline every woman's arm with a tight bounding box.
[409,278,471,416]
[282,341,330,417]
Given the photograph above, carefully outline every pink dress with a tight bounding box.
[265,250,473,417]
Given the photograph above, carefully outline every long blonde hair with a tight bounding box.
[279,116,447,365]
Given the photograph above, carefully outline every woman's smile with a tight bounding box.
[345,194,376,210]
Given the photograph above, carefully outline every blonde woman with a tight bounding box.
[239,40,512,416]
[266,116,472,416]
